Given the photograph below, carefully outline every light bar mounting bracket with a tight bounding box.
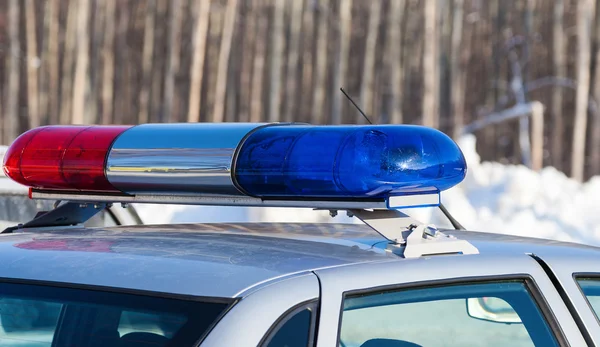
[348,209,479,258]
[2,201,107,233]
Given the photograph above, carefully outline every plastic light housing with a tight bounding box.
[234,125,467,198]
[3,125,130,191]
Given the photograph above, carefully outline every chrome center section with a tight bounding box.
[106,123,266,195]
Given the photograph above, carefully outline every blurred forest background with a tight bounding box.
[0,0,599,180]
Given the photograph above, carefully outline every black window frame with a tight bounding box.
[0,277,238,347]
[336,274,569,347]
[259,299,319,347]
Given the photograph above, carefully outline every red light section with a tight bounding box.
[2,126,130,191]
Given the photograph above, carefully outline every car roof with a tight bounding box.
[0,223,599,299]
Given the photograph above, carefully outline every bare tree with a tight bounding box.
[72,0,90,124]
[591,0,600,176]
[284,0,304,122]
[423,0,439,127]
[163,0,183,122]
[360,0,381,121]
[213,0,238,122]
[385,0,405,125]
[300,0,315,121]
[239,1,256,122]
[552,0,566,168]
[187,0,211,123]
[268,0,285,122]
[4,0,19,142]
[250,0,269,122]
[60,2,77,125]
[450,0,465,138]
[331,0,352,124]
[138,0,157,124]
[312,0,330,124]
[101,0,115,124]
[44,0,60,125]
[572,0,595,181]
[25,0,39,128]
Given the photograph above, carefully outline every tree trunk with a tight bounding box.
[60,1,77,125]
[25,0,39,128]
[250,0,268,123]
[450,0,465,138]
[423,0,439,127]
[572,0,595,181]
[45,0,60,125]
[312,0,329,124]
[268,0,285,122]
[359,0,381,122]
[300,0,314,122]
[239,1,256,122]
[101,0,115,124]
[88,0,104,124]
[212,0,238,122]
[552,0,565,169]
[163,0,183,122]
[386,0,404,124]
[331,0,352,124]
[72,0,90,124]
[4,0,19,142]
[284,0,303,122]
[138,0,157,124]
[591,0,600,176]
[187,0,211,123]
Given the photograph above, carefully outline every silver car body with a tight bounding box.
[0,222,599,346]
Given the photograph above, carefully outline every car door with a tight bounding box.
[201,273,320,347]
[532,249,600,346]
[314,253,586,347]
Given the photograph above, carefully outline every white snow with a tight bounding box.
[134,135,600,246]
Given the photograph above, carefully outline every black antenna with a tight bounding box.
[340,88,373,124]
[339,87,465,231]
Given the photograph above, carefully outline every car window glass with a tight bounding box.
[0,282,231,347]
[263,306,314,347]
[339,281,558,347]
[576,278,600,320]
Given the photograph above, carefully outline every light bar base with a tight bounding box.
[30,190,389,210]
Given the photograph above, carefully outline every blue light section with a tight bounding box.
[235,125,467,198]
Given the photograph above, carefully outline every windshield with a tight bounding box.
[0,281,232,347]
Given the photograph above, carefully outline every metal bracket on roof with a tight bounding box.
[348,209,479,258]
[1,201,107,234]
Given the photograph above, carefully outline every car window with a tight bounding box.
[0,281,232,347]
[262,304,315,347]
[339,281,558,347]
[576,277,600,321]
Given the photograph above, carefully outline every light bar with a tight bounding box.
[235,125,466,198]
[3,123,467,209]
[3,126,130,191]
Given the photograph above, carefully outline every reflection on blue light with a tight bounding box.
[234,125,467,198]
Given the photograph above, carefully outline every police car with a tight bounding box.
[0,123,599,347]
